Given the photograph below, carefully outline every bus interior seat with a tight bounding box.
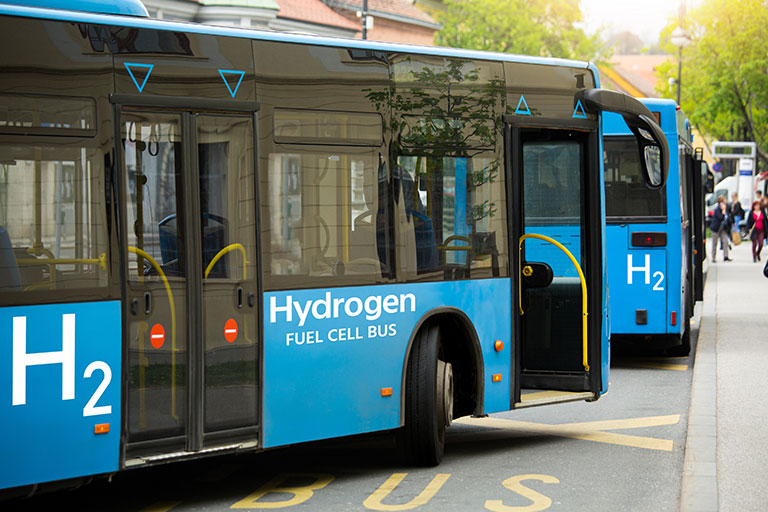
[158,214,178,267]
[158,213,229,277]
[0,226,21,292]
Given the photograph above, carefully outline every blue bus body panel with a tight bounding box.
[604,100,685,338]
[523,225,582,278]
[597,110,609,393]
[263,279,511,448]
[0,301,122,490]
[606,225,668,333]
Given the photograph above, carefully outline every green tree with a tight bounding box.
[435,0,607,62]
[656,0,768,164]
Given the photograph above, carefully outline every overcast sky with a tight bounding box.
[580,0,690,44]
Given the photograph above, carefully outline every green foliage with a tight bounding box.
[655,0,768,164]
[435,0,608,63]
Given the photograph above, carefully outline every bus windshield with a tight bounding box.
[604,136,666,220]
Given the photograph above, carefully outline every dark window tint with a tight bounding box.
[0,139,109,295]
[123,114,184,279]
[604,137,666,220]
[523,141,583,223]
[395,152,506,281]
[261,146,390,290]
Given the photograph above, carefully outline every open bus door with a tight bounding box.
[692,149,708,302]
[508,90,668,407]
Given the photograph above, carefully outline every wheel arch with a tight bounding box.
[399,307,485,425]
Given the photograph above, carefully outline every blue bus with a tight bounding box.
[603,99,705,355]
[0,0,667,494]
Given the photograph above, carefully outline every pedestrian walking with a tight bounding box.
[746,200,768,262]
[731,193,745,233]
[710,195,732,262]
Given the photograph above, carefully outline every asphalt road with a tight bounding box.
[6,323,698,512]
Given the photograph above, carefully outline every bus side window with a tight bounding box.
[0,226,21,292]
[0,141,109,297]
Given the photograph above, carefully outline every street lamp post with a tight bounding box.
[670,26,691,105]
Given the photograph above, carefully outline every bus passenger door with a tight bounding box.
[121,109,259,460]
[509,126,601,406]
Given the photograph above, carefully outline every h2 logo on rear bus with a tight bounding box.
[627,254,664,291]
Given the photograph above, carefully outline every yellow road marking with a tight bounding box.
[454,414,680,451]
[485,474,559,512]
[363,473,451,511]
[625,361,689,371]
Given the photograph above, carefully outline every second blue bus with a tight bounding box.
[604,99,706,355]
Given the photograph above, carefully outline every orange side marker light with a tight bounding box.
[94,424,110,435]
[494,340,504,352]
[381,387,393,397]
[492,374,502,383]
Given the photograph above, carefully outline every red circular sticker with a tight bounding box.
[150,323,165,349]
[224,318,238,343]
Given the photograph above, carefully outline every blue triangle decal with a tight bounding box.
[219,69,245,98]
[572,99,587,119]
[124,62,154,93]
[515,95,532,115]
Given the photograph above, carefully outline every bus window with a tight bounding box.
[604,137,666,220]
[396,153,505,281]
[263,147,387,289]
[123,115,185,279]
[0,140,109,297]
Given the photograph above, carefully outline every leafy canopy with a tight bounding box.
[655,0,768,164]
[435,0,607,63]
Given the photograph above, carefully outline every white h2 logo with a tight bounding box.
[627,254,664,291]
[12,314,112,416]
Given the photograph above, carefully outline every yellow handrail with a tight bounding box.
[17,253,108,270]
[128,246,178,420]
[519,233,589,372]
[18,252,108,290]
[204,243,248,280]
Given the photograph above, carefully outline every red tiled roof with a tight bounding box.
[610,55,671,98]
[276,0,360,30]
[329,0,436,25]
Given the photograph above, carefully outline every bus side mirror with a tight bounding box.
[622,114,667,189]
[578,89,669,190]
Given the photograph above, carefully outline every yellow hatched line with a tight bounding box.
[454,414,680,451]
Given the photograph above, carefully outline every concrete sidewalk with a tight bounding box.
[680,242,768,511]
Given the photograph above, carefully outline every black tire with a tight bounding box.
[401,323,453,466]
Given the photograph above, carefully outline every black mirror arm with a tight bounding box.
[577,89,669,189]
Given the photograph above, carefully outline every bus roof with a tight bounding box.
[0,1,599,84]
[0,0,148,17]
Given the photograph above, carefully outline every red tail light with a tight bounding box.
[631,232,667,247]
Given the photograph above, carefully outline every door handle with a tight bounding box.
[237,286,243,309]
[144,292,151,314]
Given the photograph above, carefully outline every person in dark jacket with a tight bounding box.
[731,193,745,232]
[710,195,731,262]
[746,200,768,262]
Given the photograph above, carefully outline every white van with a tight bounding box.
[705,176,738,223]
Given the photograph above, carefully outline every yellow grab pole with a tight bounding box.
[519,233,589,372]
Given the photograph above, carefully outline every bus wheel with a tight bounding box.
[402,323,453,466]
